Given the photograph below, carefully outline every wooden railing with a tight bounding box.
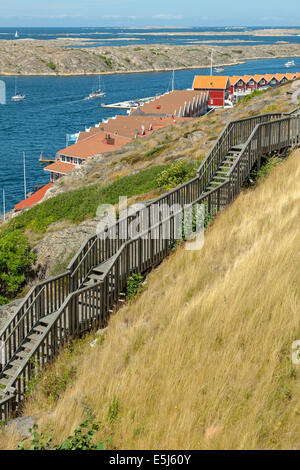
[228,114,300,200]
[1,109,299,422]
[197,112,282,185]
[0,272,70,370]
[0,182,231,416]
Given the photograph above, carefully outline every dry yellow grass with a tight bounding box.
[1,150,300,450]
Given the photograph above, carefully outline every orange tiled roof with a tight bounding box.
[229,76,246,85]
[44,161,76,174]
[227,73,300,87]
[77,115,193,141]
[15,183,53,211]
[275,73,286,81]
[132,90,208,116]
[252,74,265,82]
[56,132,131,159]
[193,76,229,90]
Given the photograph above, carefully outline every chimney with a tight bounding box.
[103,134,115,145]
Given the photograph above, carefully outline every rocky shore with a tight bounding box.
[0,40,300,76]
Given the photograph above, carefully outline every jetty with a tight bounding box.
[101,96,156,110]
[39,153,55,164]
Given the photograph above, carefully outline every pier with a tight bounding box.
[101,96,156,110]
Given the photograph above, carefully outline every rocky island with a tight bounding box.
[0,39,300,76]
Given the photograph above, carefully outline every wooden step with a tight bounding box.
[0,377,11,387]
[4,366,19,378]
[89,273,105,281]
[93,259,115,275]
[16,349,28,359]
[231,145,243,150]
[9,358,25,369]
[27,333,43,342]
[40,312,57,325]
[34,325,47,333]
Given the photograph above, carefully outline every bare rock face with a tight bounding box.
[0,299,23,330]
[5,416,36,439]
[1,39,300,76]
[33,217,103,280]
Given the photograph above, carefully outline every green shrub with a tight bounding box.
[126,274,143,300]
[46,62,57,71]
[253,157,283,180]
[156,160,197,190]
[0,231,36,303]
[18,417,111,450]
[237,89,265,105]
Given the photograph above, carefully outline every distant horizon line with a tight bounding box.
[0,25,300,29]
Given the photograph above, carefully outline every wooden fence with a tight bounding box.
[1,108,299,422]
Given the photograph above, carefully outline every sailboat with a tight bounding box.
[85,76,106,100]
[15,31,19,38]
[11,76,25,102]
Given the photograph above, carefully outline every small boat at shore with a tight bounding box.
[214,67,225,73]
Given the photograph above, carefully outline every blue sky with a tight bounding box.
[0,0,299,27]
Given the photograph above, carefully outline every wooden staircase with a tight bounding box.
[205,145,243,192]
[1,108,299,421]
[0,312,58,401]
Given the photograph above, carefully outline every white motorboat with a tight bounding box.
[285,60,295,68]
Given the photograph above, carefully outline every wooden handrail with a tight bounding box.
[1,108,299,422]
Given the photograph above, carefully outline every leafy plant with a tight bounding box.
[18,416,111,450]
[0,231,36,303]
[126,274,143,300]
[46,62,57,72]
[156,160,197,190]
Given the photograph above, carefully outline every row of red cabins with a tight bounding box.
[193,72,300,107]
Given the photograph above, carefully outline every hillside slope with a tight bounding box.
[2,149,299,450]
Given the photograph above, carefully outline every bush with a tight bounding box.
[46,62,57,71]
[0,231,36,303]
[18,416,111,450]
[156,160,197,190]
[127,274,143,300]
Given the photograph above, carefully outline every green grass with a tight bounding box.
[6,164,186,234]
[237,89,265,105]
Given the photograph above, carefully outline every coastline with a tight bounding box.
[0,41,300,77]
[0,54,300,77]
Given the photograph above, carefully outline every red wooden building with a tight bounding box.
[192,76,231,107]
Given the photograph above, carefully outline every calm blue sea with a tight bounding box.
[0,26,300,47]
[0,53,300,211]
